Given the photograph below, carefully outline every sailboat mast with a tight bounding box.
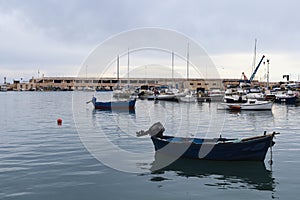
[117,55,120,81]
[127,48,130,84]
[172,51,174,88]
[172,51,174,79]
[187,43,190,81]
[252,38,257,74]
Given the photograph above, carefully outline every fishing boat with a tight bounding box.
[223,88,247,103]
[147,93,178,101]
[0,84,7,92]
[218,99,273,110]
[274,91,298,104]
[208,88,224,102]
[137,122,279,161]
[178,94,197,103]
[90,96,136,110]
[178,90,196,103]
[147,88,180,101]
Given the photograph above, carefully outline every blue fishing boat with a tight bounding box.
[275,94,298,104]
[91,97,136,110]
[137,122,279,161]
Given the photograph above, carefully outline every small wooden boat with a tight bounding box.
[137,122,279,161]
[218,99,273,110]
[91,96,136,110]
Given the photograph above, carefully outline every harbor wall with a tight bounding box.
[6,76,278,91]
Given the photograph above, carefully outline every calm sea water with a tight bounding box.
[1,91,300,199]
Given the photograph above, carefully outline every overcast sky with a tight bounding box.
[0,0,299,82]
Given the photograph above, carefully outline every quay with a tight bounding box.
[1,76,290,92]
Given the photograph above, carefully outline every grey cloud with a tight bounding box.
[0,0,299,82]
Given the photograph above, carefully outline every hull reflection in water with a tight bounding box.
[150,153,275,191]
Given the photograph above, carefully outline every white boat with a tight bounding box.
[208,89,224,102]
[147,93,178,101]
[218,99,273,110]
[113,88,133,99]
[178,90,197,102]
[147,88,182,101]
[245,92,265,100]
[223,88,247,103]
[179,94,196,103]
[0,84,7,92]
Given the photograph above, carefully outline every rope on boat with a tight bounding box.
[268,132,280,166]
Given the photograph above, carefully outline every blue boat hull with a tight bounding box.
[275,96,297,104]
[151,134,275,161]
[92,97,136,110]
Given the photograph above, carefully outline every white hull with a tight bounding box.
[218,100,273,110]
[113,90,132,99]
[179,95,196,102]
[147,94,177,101]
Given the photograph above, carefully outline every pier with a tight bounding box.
[5,76,271,91]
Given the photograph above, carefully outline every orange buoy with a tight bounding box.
[57,118,62,126]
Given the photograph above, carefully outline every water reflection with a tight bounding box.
[224,109,274,116]
[150,153,276,191]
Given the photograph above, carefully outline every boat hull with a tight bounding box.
[179,96,196,102]
[275,96,297,104]
[147,94,178,101]
[219,101,273,110]
[151,134,274,161]
[92,97,136,110]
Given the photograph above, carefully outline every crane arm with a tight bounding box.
[249,55,265,82]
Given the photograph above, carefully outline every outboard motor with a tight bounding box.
[136,122,165,138]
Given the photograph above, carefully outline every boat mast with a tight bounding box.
[172,51,174,88]
[127,48,130,85]
[187,42,190,81]
[117,55,120,83]
[252,38,257,74]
